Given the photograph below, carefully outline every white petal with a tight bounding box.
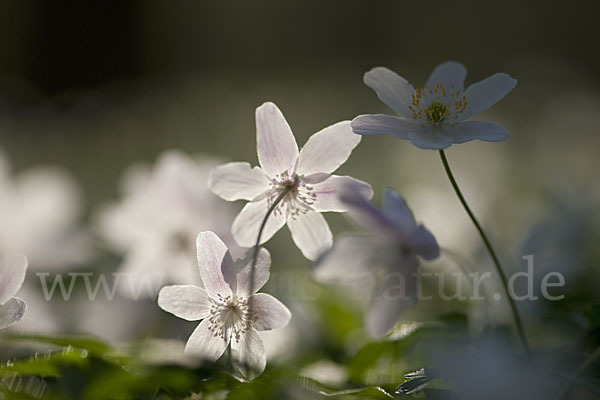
[296,121,360,175]
[461,73,517,121]
[351,114,425,139]
[0,253,27,305]
[230,328,267,380]
[208,162,270,201]
[408,128,454,150]
[366,257,418,337]
[235,248,271,296]
[256,102,299,177]
[185,318,229,362]
[363,67,415,118]
[0,297,26,329]
[250,293,292,331]
[412,225,440,261]
[442,120,510,144]
[314,235,381,282]
[231,199,286,248]
[382,189,417,235]
[312,175,373,212]
[427,61,467,92]
[196,232,236,297]
[158,285,210,321]
[287,212,332,261]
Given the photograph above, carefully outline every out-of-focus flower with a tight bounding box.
[158,231,291,380]
[352,61,516,149]
[0,253,28,329]
[209,102,372,260]
[0,149,92,270]
[96,150,236,295]
[315,186,439,337]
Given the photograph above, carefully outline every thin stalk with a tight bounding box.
[439,150,530,356]
[248,188,290,295]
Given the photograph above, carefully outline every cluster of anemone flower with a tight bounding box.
[1,60,518,381]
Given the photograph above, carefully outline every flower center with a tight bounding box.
[207,293,255,342]
[269,171,316,219]
[408,83,467,126]
[424,102,449,124]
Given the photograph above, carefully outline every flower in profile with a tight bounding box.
[315,185,439,337]
[352,61,517,149]
[209,102,373,260]
[158,231,291,380]
[96,150,237,295]
[0,148,92,270]
[0,253,28,329]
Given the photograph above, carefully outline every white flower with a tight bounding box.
[158,231,291,380]
[208,102,373,260]
[352,61,517,150]
[0,253,28,329]
[0,148,92,270]
[315,186,439,337]
[97,150,237,295]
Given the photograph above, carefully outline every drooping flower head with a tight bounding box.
[158,231,291,380]
[352,61,517,149]
[315,184,439,337]
[0,253,28,329]
[209,102,373,260]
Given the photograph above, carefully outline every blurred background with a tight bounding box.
[0,0,599,388]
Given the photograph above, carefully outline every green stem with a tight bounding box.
[248,188,290,296]
[438,150,530,356]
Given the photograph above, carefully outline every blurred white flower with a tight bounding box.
[352,61,516,149]
[0,149,92,270]
[96,150,236,295]
[315,186,439,337]
[0,253,27,329]
[209,102,373,260]
[158,231,291,380]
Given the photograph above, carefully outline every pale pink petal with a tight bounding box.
[196,232,236,297]
[312,175,373,212]
[250,293,292,331]
[158,285,211,321]
[461,73,517,121]
[363,67,415,118]
[230,328,267,380]
[287,212,332,261]
[235,248,271,296]
[427,61,467,93]
[296,121,361,175]
[208,162,270,201]
[0,254,27,305]
[256,102,299,177]
[185,318,229,362]
[231,199,286,248]
[0,297,26,329]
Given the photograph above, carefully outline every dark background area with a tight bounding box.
[1,0,598,96]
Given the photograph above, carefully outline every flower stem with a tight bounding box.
[438,150,530,356]
[249,188,290,295]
